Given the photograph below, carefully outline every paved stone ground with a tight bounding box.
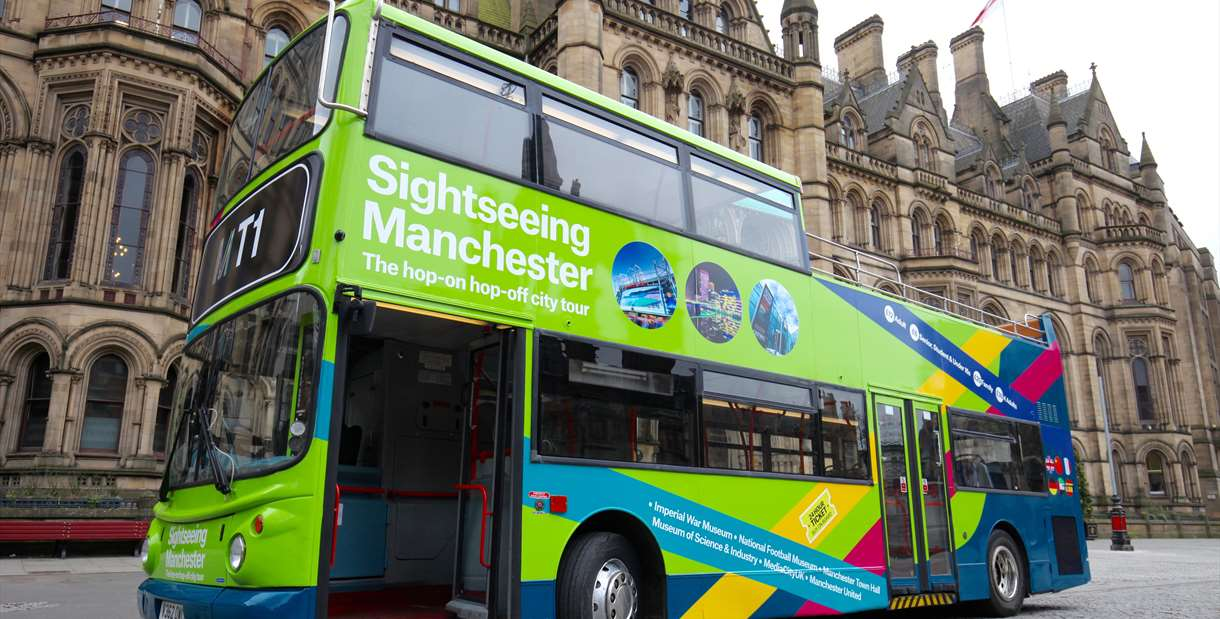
[0,540,1216,618]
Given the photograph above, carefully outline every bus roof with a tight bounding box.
[376,3,802,189]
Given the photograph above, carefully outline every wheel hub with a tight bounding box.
[991,544,1020,601]
[591,558,638,619]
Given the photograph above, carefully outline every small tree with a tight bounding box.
[1076,449,1094,520]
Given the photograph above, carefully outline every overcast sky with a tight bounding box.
[755,0,1220,256]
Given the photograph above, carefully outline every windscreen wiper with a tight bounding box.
[194,408,234,495]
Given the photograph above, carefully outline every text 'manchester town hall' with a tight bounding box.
[0,0,1217,523]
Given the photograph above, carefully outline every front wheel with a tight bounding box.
[982,529,1026,617]
[557,532,641,619]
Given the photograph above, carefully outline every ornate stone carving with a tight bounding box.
[62,105,90,139]
[121,109,163,145]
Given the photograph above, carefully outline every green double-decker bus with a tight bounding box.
[138,2,1089,618]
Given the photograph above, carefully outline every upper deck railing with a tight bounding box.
[807,232,1046,344]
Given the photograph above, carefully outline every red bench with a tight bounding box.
[0,519,149,543]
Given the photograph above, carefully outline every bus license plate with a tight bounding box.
[158,601,184,619]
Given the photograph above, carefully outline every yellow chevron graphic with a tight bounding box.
[679,572,775,619]
[918,329,1010,406]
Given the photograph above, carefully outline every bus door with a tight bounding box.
[450,328,516,618]
[872,393,956,596]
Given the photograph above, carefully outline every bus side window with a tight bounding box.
[949,411,1045,493]
[689,157,801,267]
[537,335,696,466]
[816,386,870,480]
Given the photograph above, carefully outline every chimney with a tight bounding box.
[834,15,886,89]
[1030,70,1068,99]
[897,41,940,108]
[950,26,988,90]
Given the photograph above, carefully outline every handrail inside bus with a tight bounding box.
[317,0,371,117]
[805,231,1046,345]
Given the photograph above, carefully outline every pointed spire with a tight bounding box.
[1046,93,1064,127]
[1140,132,1157,167]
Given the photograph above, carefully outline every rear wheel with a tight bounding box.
[557,532,641,619]
[981,529,1026,617]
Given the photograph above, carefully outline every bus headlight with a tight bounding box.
[228,534,246,571]
[139,537,150,565]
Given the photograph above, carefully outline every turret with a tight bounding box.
[781,0,820,63]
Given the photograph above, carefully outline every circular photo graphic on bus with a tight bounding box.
[685,262,742,343]
[612,242,677,329]
[748,279,799,355]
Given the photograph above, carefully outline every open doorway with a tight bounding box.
[326,307,515,619]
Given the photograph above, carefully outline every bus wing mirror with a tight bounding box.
[334,284,376,335]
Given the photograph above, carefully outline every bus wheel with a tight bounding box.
[982,529,1026,617]
[558,532,641,619]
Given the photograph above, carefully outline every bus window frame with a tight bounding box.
[365,24,810,274]
[946,406,1050,497]
[165,286,327,492]
[216,13,350,215]
[530,330,873,486]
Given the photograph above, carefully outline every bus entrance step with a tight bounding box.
[888,592,956,610]
[443,599,487,619]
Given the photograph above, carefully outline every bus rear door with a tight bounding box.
[873,392,957,599]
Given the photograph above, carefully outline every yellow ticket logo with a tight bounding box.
[799,488,838,544]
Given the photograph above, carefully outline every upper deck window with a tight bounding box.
[370,37,530,180]
[689,156,801,266]
[540,97,684,227]
[214,16,347,212]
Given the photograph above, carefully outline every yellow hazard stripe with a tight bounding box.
[890,593,957,609]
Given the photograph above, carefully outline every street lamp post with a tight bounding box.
[1097,358,1134,551]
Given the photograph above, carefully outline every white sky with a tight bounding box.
[755,0,1220,256]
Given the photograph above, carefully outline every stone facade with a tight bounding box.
[0,0,1216,521]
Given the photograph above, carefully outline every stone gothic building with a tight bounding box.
[0,0,1216,521]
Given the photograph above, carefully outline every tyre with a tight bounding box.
[557,532,642,619]
[981,529,1026,617]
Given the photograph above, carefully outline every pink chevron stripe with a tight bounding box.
[1010,343,1064,402]
[795,600,842,616]
[945,450,956,497]
[841,521,886,576]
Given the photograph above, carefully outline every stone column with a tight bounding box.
[137,376,165,458]
[556,0,605,92]
[41,370,77,459]
[0,373,14,463]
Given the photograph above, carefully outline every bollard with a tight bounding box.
[1109,495,1134,551]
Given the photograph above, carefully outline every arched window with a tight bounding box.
[969,234,979,262]
[990,239,1002,279]
[1145,451,1167,495]
[1181,450,1200,500]
[1151,261,1167,304]
[984,167,1000,199]
[80,354,128,452]
[1132,357,1155,421]
[1021,180,1037,210]
[172,171,200,297]
[687,91,704,137]
[44,147,86,281]
[18,352,53,451]
[747,113,764,161]
[715,4,731,35]
[840,113,857,149]
[911,210,926,252]
[154,364,177,456]
[1118,261,1137,301]
[1009,245,1021,285]
[106,150,155,285]
[172,0,202,43]
[1100,127,1118,173]
[1046,254,1061,296]
[1028,251,1040,291]
[620,67,640,109]
[933,219,947,255]
[679,0,691,20]
[264,27,291,66]
[868,202,883,250]
[1085,258,1101,302]
[433,0,461,11]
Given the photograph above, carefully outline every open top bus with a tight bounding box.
[137,2,1089,618]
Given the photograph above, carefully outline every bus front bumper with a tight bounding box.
[137,578,315,619]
